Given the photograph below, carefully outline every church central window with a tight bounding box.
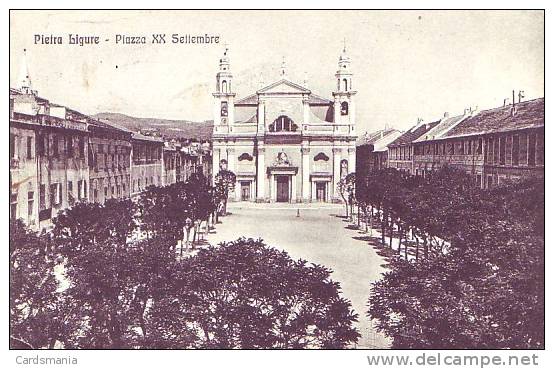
[269,115,298,133]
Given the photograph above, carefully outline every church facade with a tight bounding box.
[211,47,357,203]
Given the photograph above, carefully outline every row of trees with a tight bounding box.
[353,167,544,349]
[10,172,360,349]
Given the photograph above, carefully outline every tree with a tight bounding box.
[337,173,356,218]
[149,238,360,348]
[10,219,61,349]
[367,171,544,349]
[214,169,236,215]
[58,234,180,349]
[53,199,137,256]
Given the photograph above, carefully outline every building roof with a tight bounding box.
[307,94,332,105]
[413,113,469,143]
[442,98,544,139]
[388,120,441,147]
[356,128,404,151]
[235,78,332,106]
[131,131,164,143]
[235,94,258,105]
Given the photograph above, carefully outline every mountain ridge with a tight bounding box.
[93,112,213,141]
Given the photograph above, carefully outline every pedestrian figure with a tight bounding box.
[297,208,300,217]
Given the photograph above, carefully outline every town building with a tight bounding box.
[130,132,164,196]
[356,128,403,174]
[87,116,132,204]
[387,119,442,174]
[10,81,90,229]
[162,141,183,186]
[9,50,212,231]
[211,47,357,203]
[411,97,544,187]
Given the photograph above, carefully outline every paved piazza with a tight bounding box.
[206,202,391,349]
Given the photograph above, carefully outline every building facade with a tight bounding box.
[387,119,441,174]
[88,118,132,204]
[9,51,212,231]
[131,133,164,196]
[411,98,544,187]
[211,48,357,203]
[10,89,91,230]
[356,128,403,174]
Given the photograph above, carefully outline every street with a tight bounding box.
[205,202,391,349]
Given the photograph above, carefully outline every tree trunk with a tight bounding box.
[381,211,386,245]
[424,237,429,259]
[415,233,419,262]
[404,230,409,260]
[389,219,394,249]
[397,224,402,254]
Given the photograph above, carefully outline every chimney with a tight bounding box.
[518,90,525,103]
[511,90,517,116]
[443,112,449,118]
[503,98,510,107]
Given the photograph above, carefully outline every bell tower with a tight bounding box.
[332,41,356,126]
[213,46,235,131]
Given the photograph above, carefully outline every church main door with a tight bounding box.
[276,175,290,202]
[316,182,326,202]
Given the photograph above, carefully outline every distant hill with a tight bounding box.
[93,112,213,141]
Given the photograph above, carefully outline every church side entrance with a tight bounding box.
[316,182,327,202]
[276,175,290,202]
[240,181,251,201]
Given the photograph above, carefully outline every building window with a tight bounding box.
[487,138,494,164]
[499,136,506,165]
[536,131,544,166]
[27,136,33,159]
[10,192,18,220]
[79,137,85,158]
[519,133,528,166]
[39,184,46,209]
[67,135,74,157]
[314,152,330,161]
[10,133,16,159]
[52,136,59,157]
[340,101,349,115]
[342,78,348,91]
[528,133,536,167]
[221,101,228,117]
[68,181,74,205]
[50,183,62,206]
[27,190,34,220]
[512,134,519,166]
[477,138,483,155]
[269,115,298,132]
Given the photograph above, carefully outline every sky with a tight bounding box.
[10,10,544,134]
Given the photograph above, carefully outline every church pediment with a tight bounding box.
[257,79,311,95]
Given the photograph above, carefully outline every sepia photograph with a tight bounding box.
[7,7,545,359]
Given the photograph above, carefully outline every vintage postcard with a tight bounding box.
[8,7,545,364]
